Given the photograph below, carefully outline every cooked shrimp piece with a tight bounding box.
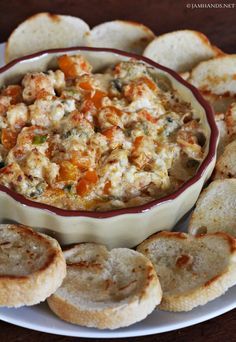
[68,149,95,172]
[0,162,26,193]
[113,61,151,82]
[16,125,48,144]
[1,128,18,150]
[102,126,126,150]
[21,150,59,184]
[0,160,48,198]
[177,120,205,160]
[48,70,65,94]
[15,126,49,156]
[75,74,94,91]
[60,111,94,144]
[130,136,155,169]
[22,72,55,103]
[6,126,49,165]
[29,97,75,127]
[6,103,28,131]
[123,77,158,102]
[89,132,108,155]
[98,106,123,130]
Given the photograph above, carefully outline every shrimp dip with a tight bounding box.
[0,54,206,211]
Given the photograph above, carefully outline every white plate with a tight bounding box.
[0,43,235,338]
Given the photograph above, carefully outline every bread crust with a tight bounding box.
[0,224,66,307]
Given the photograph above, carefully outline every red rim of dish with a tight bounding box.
[0,46,218,218]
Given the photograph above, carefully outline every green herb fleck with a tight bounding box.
[112,79,122,92]
[33,135,47,145]
[29,182,46,198]
[141,121,149,135]
[166,117,173,123]
[0,161,5,169]
[64,184,73,193]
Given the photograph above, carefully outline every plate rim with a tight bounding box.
[0,295,236,338]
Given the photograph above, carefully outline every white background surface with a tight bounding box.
[0,43,235,337]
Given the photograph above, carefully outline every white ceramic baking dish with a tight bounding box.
[0,47,218,248]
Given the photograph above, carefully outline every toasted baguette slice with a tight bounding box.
[86,20,155,54]
[215,113,230,155]
[47,243,162,329]
[189,179,236,236]
[137,231,236,312]
[143,30,222,73]
[5,12,90,63]
[189,55,236,112]
[225,102,236,138]
[0,224,66,307]
[214,140,236,179]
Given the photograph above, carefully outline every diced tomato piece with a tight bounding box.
[102,126,117,140]
[104,106,122,117]
[70,151,91,171]
[77,80,93,91]
[81,98,95,114]
[1,128,18,150]
[91,90,107,109]
[84,170,98,184]
[70,151,81,166]
[103,180,111,195]
[58,55,77,78]
[80,61,88,71]
[83,90,107,112]
[139,109,157,123]
[76,178,90,196]
[146,113,157,123]
[58,161,78,181]
[78,160,91,172]
[76,170,98,197]
[141,77,157,91]
[133,136,144,149]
